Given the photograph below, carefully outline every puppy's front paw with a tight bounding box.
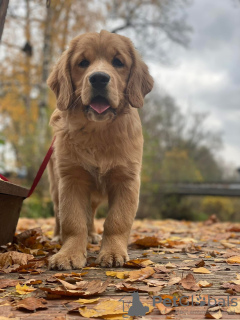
[96,249,129,267]
[48,251,87,270]
[88,233,102,244]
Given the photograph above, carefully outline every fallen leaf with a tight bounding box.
[24,279,42,285]
[156,302,174,315]
[127,266,155,281]
[227,298,240,313]
[115,282,163,293]
[193,267,211,274]
[42,279,110,296]
[179,273,200,291]
[75,298,100,304]
[0,279,20,289]
[0,252,33,268]
[165,262,177,269]
[14,297,47,311]
[168,277,181,286]
[226,256,240,264]
[205,306,222,319]
[16,283,36,295]
[144,279,168,287]
[106,271,128,279]
[133,236,162,247]
[124,259,154,268]
[154,265,171,273]
[198,280,213,288]
[58,279,79,290]
[15,228,43,248]
[78,299,127,318]
[79,299,153,318]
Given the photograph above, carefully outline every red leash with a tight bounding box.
[0,136,56,198]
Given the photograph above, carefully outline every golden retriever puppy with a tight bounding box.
[47,30,153,270]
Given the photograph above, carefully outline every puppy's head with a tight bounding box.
[47,30,154,123]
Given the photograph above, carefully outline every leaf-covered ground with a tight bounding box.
[0,215,240,319]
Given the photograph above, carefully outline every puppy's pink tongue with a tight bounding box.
[90,100,110,114]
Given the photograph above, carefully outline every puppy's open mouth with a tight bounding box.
[89,96,111,114]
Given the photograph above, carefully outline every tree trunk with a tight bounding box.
[0,0,9,42]
[38,4,53,146]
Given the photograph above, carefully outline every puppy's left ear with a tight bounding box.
[126,44,154,108]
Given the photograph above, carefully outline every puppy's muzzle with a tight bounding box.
[89,72,110,90]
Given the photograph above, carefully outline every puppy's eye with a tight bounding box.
[112,58,124,68]
[78,59,90,68]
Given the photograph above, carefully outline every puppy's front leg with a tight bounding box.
[49,170,91,270]
[96,168,140,267]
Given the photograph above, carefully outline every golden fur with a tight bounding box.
[47,30,153,270]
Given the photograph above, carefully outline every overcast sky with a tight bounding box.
[148,0,240,168]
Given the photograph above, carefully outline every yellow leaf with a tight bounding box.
[16,283,36,295]
[79,299,153,318]
[106,271,128,279]
[79,300,127,318]
[156,302,174,315]
[124,259,154,267]
[226,256,240,264]
[193,267,211,274]
[75,298,100,304]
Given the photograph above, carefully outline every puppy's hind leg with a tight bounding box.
[88,200,102,244]
[48,156,61,242]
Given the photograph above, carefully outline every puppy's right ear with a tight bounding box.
[47,50,73,111]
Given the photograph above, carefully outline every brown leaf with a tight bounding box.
[0,279,21,289]
[14,297,47,311]
[115,282,163,293]
[195,259,205,268]
[180,259,205,268]
[154,265,171,273]
[0,252,33,268]
[127,266,155,282]
[168,277,181,286]
[133,236,162,247]
[144,279,168,287]
[24,279,42,285]
[204,214,219,226]
[179,273,200,291]
[15,228,43,248]
[221,282,240,293]
[42,279,110,296]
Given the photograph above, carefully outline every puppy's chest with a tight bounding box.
[73,141,125,178]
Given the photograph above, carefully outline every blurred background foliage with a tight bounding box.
[0,0,239,221]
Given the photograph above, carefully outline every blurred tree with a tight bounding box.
[107,0,192,61]
[138,90,223,218]
[0,0,9,41]
[160,149,203,182]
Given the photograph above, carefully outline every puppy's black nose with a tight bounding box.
[89,72,110,89]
